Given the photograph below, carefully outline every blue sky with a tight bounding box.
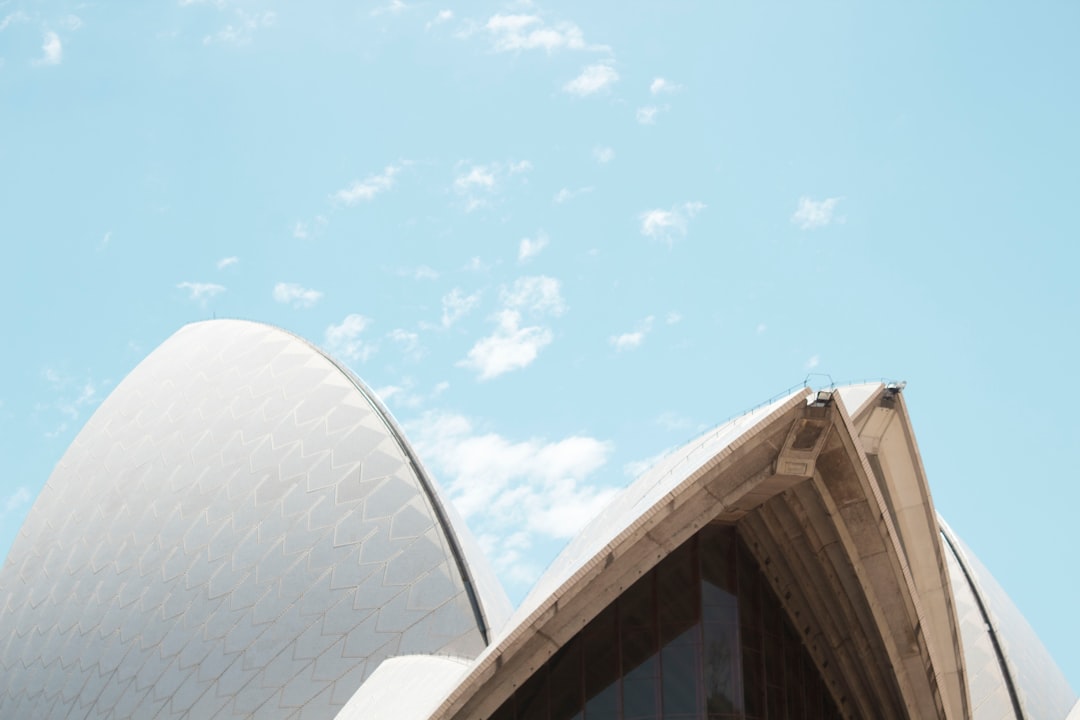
[2,0,1078,692]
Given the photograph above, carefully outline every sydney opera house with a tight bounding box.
[0,319,1075,720]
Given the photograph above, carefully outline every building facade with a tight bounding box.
[0,320,1075,719]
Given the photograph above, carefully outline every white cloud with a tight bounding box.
[62,382,97,420]
[452,160,530,211]
[216,256,239,270]
[97,230,112,251]
[453,165,496,192]
[610,315,654,352]
[463,256,489,272]
[62,15,83,31]
[639,201,706,245]
[508,159,532,175]
[406,410,614,539]
[0,12,29,32]
[426,9,453,29]
[36,31,62,66]
[806,354,820,369]
[459,310,553,380]
[371,0,408,17]
[441,288,481,328]
[593,146,615,164]
[635,105,661,124]
[377,377,447,409]
[1,487,31,517]
[400,265,439,281]
[177,281,225,303]
[39,369,105,438]
[792,196,842,230]
[273,282,323,309]
[325,314,374,362]
[624,447,673,479]
[375,384,403,401]
[518,232,549,263]
[292,215,327,240]
[202,9,276,46]
[655,411,694,432]
[334,165,402,204]
[563,63,618,96]
[388,328,424,361]
[458,276,566,379]
[553,186,592,204]
[484,14,596,53]
[501,275,566,316]
[610,330,644,352]
[649,77,681,95]
[666,311,682,325]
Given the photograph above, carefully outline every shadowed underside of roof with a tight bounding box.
[432,385,979,720]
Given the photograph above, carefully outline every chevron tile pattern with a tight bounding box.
[0,320,487,719]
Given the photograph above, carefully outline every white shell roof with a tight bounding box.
[331,655,470,720]
[941,518,1077,720]
[0,319,509,719]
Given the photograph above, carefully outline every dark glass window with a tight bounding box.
[490,525,841,719]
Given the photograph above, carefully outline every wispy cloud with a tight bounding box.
[97,230,112,251]
[593,146,615,164]
[791,196,843,230]
[371,0,408,17]
[325,314,374,362]
[407,410,615,593]
[202,9,276,46]
[176,281,225,303]
[0,487,31,518]
[292,215,327,240]
[666,311,682,325]
[35,31,62,66]
[610,315,654,352]
[441,288,481,328]
[636,105,665,125]
[0,12,29,32]
[388,328,425,361]
[463,256,490,272]
[563,63,618,96]
[649,77,681,95]
[639,201,706,245]
[452,160,531,211]
[376,377,447,409]
[39,369,105,438]
[502,275,566,316]
[553,186,592,204]
[454,165,496,192]
[655,411,695,432]
[399,265,439,281]
[484,14,600,53]
[216,256,239,270]
[518,232,549,263]
[273,282,323,308]
[426,9,453,29]
[334,164,403,205]
[624,447,674,479]
[805,354,820,370]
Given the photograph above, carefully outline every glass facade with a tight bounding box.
[490,525,842,720]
